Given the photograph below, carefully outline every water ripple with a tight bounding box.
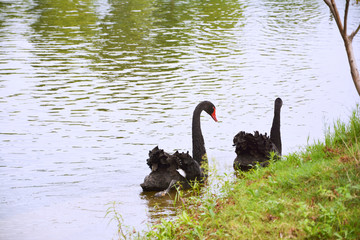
[1,0,359,239]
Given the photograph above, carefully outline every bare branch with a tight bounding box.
[323,0,332,8]
[324,0,335,15]
[349,23,360,41]
[344,0,350,35]
[327,0,345,36]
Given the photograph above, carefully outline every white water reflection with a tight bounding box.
[0,0,359,239]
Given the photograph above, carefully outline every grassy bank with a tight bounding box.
[126,106,360,239]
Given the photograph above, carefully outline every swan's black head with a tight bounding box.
[201,101,218,122]
[275,98,283,110]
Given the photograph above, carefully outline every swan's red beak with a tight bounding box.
[211,108,218,122]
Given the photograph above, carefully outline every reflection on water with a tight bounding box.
[0,0,359,239]
[140,191,178,222]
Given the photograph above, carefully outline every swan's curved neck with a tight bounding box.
[270,105,282,155]
[192,105,206,166]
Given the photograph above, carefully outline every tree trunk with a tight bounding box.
[344,38,360,95]
[324,0,360,96]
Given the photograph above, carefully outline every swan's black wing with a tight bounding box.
[142,147,205,194]
[174,151,204,182]
[142,147,185,192]
[140,167,186,191]
[146,146,181,171]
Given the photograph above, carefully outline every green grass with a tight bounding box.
[119,105,360,239]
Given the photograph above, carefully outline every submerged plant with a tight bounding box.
[105,201,141,240]
[105,201,127,239]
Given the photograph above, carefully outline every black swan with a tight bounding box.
[233,98,282,171]
[140,101,218,196]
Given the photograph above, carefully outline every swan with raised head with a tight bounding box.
[233,98,282,171]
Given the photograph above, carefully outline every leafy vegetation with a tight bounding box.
[114,105,360,239]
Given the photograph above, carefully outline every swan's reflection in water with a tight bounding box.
[140,190,180,226]
[139,177,220,226]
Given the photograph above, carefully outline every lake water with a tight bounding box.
[0,0,359,239]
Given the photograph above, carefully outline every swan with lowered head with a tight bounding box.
[140,101,218,196]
